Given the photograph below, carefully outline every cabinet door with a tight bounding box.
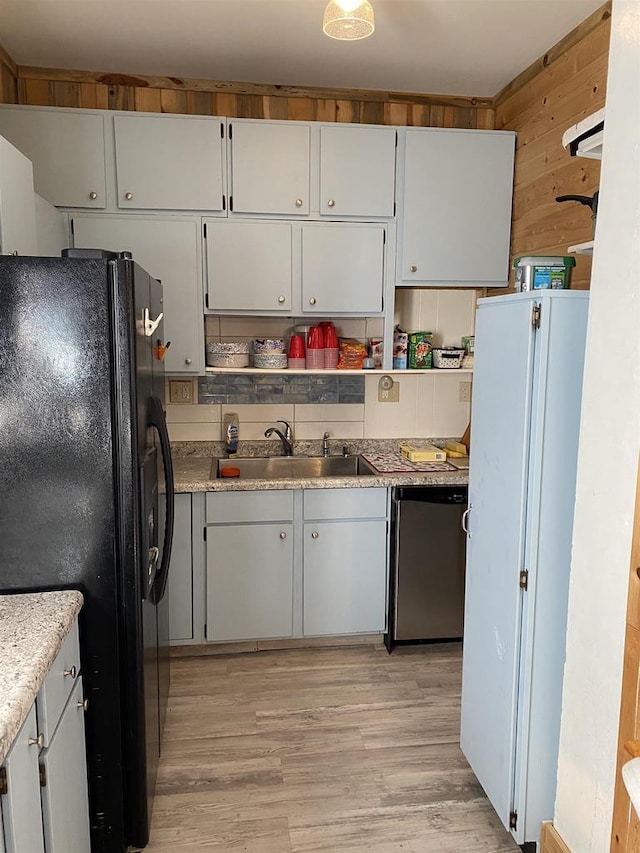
[0,107,106,208]
[205,219,293,312]
[34,194,69,257]
[0,136,37,255]
[206,524,294,641]
[319,126,396,217]
[303,520,387,636]
[230,120,310,215]
[168,493,193,642]
[0,706,45,853]
[301,223,384,314]
[400,129,514,285]
[114,115,225,211]
[72,215,204,374]
[40,679,90,853]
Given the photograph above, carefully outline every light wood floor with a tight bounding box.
[145,643,519,852]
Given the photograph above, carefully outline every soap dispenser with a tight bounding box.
[223,412,239,457]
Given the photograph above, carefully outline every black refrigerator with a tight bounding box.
[0,252,175,852]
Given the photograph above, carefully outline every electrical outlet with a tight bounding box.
[458,381,472,403]
[378,376,400,403]
[169,379,194,404]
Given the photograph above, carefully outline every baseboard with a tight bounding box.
[540,822,572,853]
[169,633,385,657]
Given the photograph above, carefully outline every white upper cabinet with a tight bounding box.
[114,114,225,211]
[319,125,396,218]
[301,223,385,314]
[229,120,311,216]
[398,128,515,286]
[204,219,293,312]
[72,214,204,374]
[0,135,37,256]
[0,106,106,209]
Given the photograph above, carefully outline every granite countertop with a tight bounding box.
[0,590,84,765]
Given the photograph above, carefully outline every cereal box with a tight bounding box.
[408,331,434,369]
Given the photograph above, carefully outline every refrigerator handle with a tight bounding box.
[461,505,472,537]
[148,395,175,605]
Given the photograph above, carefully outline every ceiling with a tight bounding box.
[0,0,605,98]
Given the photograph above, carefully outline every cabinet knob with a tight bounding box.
[124,192,133,201]
[295,199,303,208]
[89,191,98,200]
[279,531,287,540]
[309,297,317,306]
[63,665,77,679]
[77,699,89,712]
[28,733,44,748]
[311,531,319,539]
[185,358,192,365]
[410,265,418,273]
[278,296,286,304]
[327,199,336,208]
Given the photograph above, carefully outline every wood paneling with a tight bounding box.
[540,821,572,853]
[0,44,18,104]
[494,3,611,291]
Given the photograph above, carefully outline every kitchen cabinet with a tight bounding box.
[398,128,515,286]
[205,491,294,641]
[229,120,310,216]
[34,195,69,257]
[0,617,89,853]
[0,135,37,256]
[461,291,589,845]
[114,114,226,212]
[167,493,194,642]
[301,223,384,314]
[204,219,293,312]
[204,219,385,315]
[302,488,387,636]
[319,125,396,218]
[72,214,205,374]
[0,106,106,209]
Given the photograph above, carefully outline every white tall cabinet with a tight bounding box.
[0,135,36,256]
[461,291,589,845]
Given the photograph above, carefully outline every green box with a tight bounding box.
[408,331,434,369]
[513,255,576,291]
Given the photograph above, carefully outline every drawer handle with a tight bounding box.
[461,506,472,536]
[64,665,77,679]
[89,191,98,200]
[28,734,44,748]
[311,531,319,539]
[77,699,89,712]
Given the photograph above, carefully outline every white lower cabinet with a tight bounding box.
[203,487,388,643]
[0,618,89,853]
[168,493,194,642]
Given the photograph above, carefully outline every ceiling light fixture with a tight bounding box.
[323,0,375,41]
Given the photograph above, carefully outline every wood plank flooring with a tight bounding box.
[144,643,519,852]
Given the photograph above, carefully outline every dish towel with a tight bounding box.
[622,757,640,817]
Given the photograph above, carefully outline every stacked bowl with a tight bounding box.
[253,338,288,369]
[206,341,250,368]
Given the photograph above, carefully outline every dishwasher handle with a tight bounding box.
[461,505,472,536]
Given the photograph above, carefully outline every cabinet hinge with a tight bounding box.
[204,623,208,639]
[205,293,209,309]
[39,763,47,788]
[222,195,226,212]
[70,218,75,236]
[0,766,7,796]
[519,569,529,591]
[229,195,233,212]
[395,130,398,147]
[203,526,207,541]
[509,810,518,831]
[203,222,207,239]
[229,123,233,139]
[220,123,224,139]
[532,304,541,329]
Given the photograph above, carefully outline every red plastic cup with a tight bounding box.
[288,334,305,358]
[307,326,323,349]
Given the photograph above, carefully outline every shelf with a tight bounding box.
[205,367,474,376]
[568,240,595,255]
[562,108,604,160]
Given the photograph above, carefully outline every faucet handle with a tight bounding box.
[277,420,293,441]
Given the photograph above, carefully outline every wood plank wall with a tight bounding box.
[0,45,18,104]
[494,3,611,291]
[12,67,496,131]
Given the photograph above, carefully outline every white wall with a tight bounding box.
[555,2,640,849]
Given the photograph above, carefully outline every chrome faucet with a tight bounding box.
[322,432,330,457]
[264,420,294,456]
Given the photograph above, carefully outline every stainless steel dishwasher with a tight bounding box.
[385,485,468,651]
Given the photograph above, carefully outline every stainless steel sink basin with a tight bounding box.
[214,455,376,480]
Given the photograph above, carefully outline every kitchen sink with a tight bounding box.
[214,455,377,480]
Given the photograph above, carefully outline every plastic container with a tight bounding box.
[432,347,465,369]
[223,412,239,456]
[513,256,576,291]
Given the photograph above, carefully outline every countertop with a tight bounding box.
[174,456,469,492]
[0,590,83,765]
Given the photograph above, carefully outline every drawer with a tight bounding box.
[36,619,80,747]
[303,487,387,521]
[206,490,294,523]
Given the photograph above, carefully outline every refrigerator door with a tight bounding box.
[460,293,536,830]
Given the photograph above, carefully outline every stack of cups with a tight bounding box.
[287,334,306,369]
[321,322,339,369]
[306,326,325,369]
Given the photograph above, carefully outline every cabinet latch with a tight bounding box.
[0,766,7,796]
[519,569,529,590]
[509,810,518,830]
[532,304,541,329]
[39,763,47,788]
